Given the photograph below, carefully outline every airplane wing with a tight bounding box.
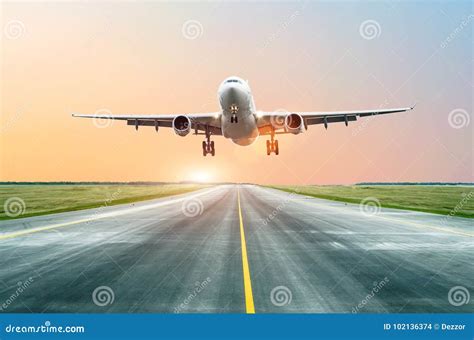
[72,112,223,135]
[257,106,415,134]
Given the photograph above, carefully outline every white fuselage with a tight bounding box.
[217,76,259,146]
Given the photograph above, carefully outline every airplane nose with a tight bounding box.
[219,84,248,112]
[227,86,238,97]
[226,85,245,100]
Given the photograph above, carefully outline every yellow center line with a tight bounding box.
[237,187,255,314]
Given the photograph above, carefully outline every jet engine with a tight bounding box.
[173,115,191,137]
[284,113,304,134]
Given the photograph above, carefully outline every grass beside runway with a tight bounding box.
[0,184,211,220]
[267,185,474,218]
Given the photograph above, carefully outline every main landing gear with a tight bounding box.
[202,127,215,157]
[266,131,279,155]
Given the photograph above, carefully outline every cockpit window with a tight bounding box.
[225,79,242,84]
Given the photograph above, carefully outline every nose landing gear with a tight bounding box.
[266,131,279,155]
[230,104,239,123]
[202,126,215,156]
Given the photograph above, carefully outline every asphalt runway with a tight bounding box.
[0,185,472,313]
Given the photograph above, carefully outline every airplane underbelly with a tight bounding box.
[221,111,258,145]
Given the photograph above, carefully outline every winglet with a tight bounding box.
[410,102,417,110]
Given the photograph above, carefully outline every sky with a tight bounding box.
[1,1,472,185]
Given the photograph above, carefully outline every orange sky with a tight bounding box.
[1,2,472,184]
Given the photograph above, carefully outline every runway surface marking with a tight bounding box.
[376,215,473,237]
[238,187,255,314]
[0,186,221,241]
[292,193,473,238]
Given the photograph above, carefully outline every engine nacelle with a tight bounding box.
[173,115,191,137]
[285,113,304,134]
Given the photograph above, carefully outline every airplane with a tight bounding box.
[73,76,414,156]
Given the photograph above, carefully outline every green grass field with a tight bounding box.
[267,185,474,218]
[0,184,210,220]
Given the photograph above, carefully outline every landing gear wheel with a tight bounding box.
[210,141,215,156]
[265,133,279,155]
[202,125,215,157]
